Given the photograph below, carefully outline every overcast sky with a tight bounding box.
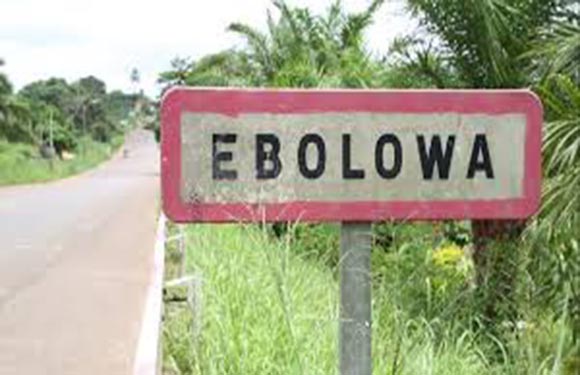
[0,0,413,96]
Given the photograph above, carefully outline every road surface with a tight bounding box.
[0,130,159,374]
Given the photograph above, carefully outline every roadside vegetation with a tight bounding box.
[0,135,123,185]
[160,1,579,374]
[0,63,155,185]
[163,222,578,375]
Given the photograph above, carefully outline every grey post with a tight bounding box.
[340,222,372,375]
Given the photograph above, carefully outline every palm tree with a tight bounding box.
[531,21,580,81]
[398,0,570,323]
[531,16,580,344]
[0,58,11,124]
[538,75,580,237]
[0,61,34,143]
[403,0,563,88]
[157,1,385,90]
[533,19,580,237]
[0,95,34,144]
[227,0,385,88]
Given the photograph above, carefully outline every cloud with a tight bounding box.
[0,0,414,96]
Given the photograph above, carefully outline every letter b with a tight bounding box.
[256,134,282,179]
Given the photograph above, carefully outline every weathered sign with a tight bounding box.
[161,89,541,222]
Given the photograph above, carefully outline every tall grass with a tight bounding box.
[162,223,577,375]
[0,135,123,185]
[163,224,337,375]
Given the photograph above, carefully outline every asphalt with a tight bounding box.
[0,130,160,374]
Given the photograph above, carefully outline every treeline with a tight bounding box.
[0,61,152,157]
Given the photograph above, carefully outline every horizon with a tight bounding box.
[0,0,413,98]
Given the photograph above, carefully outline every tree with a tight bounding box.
[76,76,107,97]
[530,14,580,343]
[158,52,253,92]
[227,0,385,88]
[0,96,34,144]
[159,1,386,91]
[402,0,565,88]
[394,0,572,325]
[382,36,460,88]
[0,63,35,144]
[0,58,13,126]
[158,57,193,88]
[19,76,119,144]
[529,6,580,237]
[130,68,140,85]
[538,75,580,237]
[529,21,580,81]
[18,78,75,148]
[71,77,117,142]
[19,78,74,111]
[104,90,139,124]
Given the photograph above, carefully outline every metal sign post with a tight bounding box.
[340,223,372,375]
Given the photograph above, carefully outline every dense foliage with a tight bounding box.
[0,68,140,155]
[158,1,579,373]
[159,0,387,90]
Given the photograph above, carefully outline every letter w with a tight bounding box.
[417,135,455,180]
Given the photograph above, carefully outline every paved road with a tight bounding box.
[0,130,159,374]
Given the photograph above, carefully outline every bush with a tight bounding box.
[162,222,579,375]
[288,223,340,268]
[0,136,123,185]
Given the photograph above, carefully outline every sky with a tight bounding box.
[0,0,414,97]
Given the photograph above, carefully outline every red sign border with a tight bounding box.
[161,88,542,223]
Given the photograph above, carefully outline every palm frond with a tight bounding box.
[405,0,558,88]
[341,0,385,49]
[532,21,580,78]
[540,167,580,237]
[272,0,302,44]
[540,75,580,173]
[536,74,580,237]
[227,23,270,56]
[227,22,274,79]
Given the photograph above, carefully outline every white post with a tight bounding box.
[178,225,186,277]
[188,274,203,343]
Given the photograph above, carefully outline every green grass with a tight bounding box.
[163,224,337,375]
[162,223,578,375]
[0,135,123,186]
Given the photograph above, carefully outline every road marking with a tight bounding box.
[133,213,166,375]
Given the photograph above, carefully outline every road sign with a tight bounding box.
[161,88,542,223]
